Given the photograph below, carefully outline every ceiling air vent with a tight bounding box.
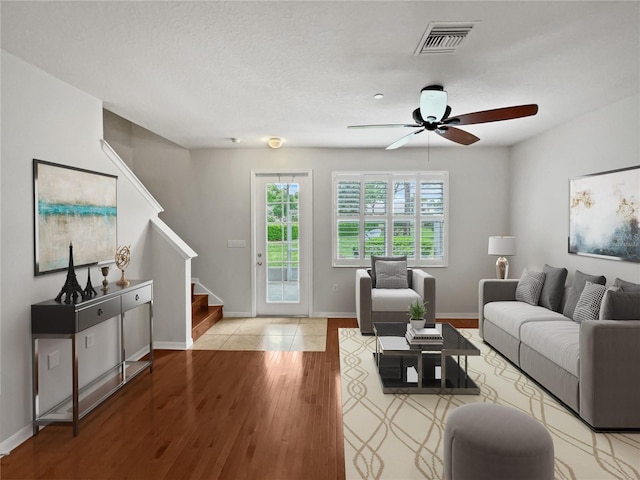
[414,22,478,55]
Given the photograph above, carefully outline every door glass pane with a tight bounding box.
[266,183,300,303]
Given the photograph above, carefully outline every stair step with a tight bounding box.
[192,305,223,342]
[191,293,208,317]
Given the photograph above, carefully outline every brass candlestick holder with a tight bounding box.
[101,265,111,292]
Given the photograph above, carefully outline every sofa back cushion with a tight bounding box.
[562,270,606,320]
[600,290,640,320]
[614,278,640,292]
[539,264,568,312]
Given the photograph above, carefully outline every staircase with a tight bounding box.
[191,283,223,342]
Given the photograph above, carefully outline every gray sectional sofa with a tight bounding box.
[479,270,640,431]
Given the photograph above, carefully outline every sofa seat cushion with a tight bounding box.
[484,301,568,338]
[520,321,580,376]
[371,288,422,312]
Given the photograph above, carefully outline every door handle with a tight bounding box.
[257,262,263,266]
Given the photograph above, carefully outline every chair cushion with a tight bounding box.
[375,260,408,289]
[371,288,421,312]
[370,255,406,287]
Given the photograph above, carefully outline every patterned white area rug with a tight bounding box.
[339,328,640,480]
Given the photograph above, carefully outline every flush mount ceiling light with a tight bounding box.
[267,137,283,149]
[373,93,384,100]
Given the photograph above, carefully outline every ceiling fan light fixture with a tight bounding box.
[267,137,283,149]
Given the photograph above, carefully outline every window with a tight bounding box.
[333,171,448,267]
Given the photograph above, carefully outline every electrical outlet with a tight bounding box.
[48,351,59,370]
[333,283,339,292]
[85,334,95,349]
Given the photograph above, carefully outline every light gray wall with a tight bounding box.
[0,52,157,448]
[509,94,640,285]
[120,141,510,318]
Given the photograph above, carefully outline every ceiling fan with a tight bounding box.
[348,85,538,149]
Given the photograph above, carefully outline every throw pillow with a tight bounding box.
[515,271,546,306]
[375,260,409,289]
[573,281,607,323]
[599,286,621,319]
[562,270,606,320]
[600,290,640,320]
[613,278,640,293]
[538,264,568,312]
[371,255,407,288]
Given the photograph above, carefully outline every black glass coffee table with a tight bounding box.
[373,322,480,394]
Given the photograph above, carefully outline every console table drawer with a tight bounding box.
[77,297,121,331]
[122,285,152,312]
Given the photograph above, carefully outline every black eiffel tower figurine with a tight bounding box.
[55,243,86,304]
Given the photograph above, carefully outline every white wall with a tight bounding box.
[509,94,640,285]
[0,52,158,449]
[129,145,509,318]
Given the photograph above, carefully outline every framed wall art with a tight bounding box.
[33,159,118,275]
[569,165,639,263]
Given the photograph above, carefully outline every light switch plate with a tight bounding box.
[227,240,246,248]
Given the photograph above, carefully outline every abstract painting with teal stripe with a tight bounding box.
[34,160,117,275]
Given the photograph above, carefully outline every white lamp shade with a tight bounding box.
[488,236,516,256]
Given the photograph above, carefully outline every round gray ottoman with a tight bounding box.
[444,404,554,480]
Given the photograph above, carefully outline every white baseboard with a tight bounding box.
[0,424,32,457]
[154,341,190,350]
[222,311,252,318]
[437,313,477,319]
[313,312,357,318]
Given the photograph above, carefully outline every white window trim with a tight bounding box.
[332,171,449,267]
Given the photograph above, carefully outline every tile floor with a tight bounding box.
[190,317,328,352]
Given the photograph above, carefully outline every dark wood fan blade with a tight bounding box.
[436,126,480,145]
[348,124,421,129]
[385,129,424,150]
[448,104,538,126]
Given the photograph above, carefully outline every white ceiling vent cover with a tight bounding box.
[415,22,478,55]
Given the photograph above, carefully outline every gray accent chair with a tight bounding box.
[355,268,436,335]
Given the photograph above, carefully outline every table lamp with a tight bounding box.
[488,236,516,279]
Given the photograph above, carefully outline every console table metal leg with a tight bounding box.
[441,353,447,390]
[32,336,39,436]
[72,334,79,436]
[149,300,154,373]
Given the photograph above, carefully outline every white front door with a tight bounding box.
[253,171,312,316]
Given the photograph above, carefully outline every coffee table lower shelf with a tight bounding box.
[373,352,480,395]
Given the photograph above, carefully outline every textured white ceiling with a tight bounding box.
[1,1,639,149]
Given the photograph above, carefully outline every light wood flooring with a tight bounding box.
[1,318,476,480]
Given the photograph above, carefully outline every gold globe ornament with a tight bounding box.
[115,245,131,287]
